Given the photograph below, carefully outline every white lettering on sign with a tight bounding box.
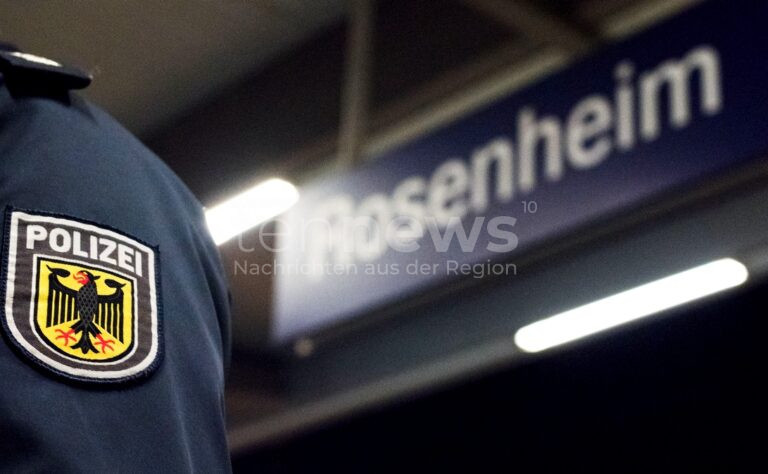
[304,44,723,271]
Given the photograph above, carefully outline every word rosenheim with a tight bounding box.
[302,44,723,267]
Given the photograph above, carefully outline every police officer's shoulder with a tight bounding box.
[0,44,92,97]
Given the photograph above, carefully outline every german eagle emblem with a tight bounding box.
[45,267,126,355]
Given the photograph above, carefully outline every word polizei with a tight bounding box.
[25,225,143,277]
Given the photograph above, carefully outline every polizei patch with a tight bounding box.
[1,208,161,383]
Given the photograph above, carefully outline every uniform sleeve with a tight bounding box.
[0,59,232,472]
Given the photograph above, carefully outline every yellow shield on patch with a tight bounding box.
[34,258,135,362]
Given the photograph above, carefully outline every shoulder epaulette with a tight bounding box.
[0,49,92,93]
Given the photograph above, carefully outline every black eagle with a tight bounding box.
[45,267,126,354]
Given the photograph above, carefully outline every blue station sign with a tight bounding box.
[268,0,768,342]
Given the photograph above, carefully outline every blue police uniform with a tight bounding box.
[0,45,232,472]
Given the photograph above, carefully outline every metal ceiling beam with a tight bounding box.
[458,0,596,53]
[596,0,703,38]
[337,0,374,169]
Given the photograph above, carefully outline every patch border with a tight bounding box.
[0,206,163,384]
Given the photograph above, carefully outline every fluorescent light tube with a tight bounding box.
[205,178,299,245]
[514,258,748,353]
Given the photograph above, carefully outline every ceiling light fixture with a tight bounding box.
[205,178,299,245]
[514,258,749,353]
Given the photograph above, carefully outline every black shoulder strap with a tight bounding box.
[0,49,92,94]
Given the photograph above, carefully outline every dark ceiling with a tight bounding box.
[0,0,345,137]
